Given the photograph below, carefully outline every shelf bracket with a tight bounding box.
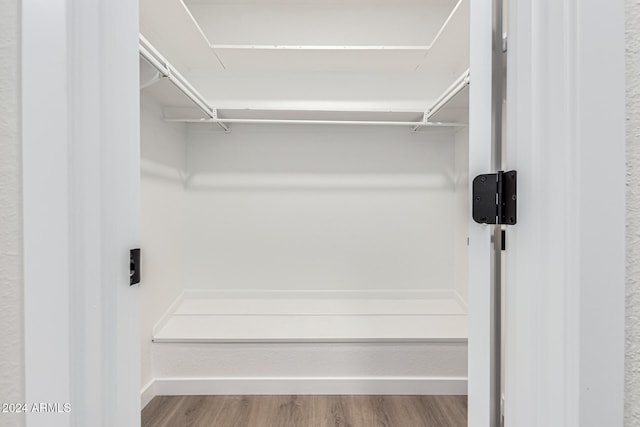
[211,109,230,132]
[410,112,430,132]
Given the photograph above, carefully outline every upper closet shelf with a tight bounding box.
[140,36,469,130]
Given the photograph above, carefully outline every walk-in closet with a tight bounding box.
[138,0,470,419]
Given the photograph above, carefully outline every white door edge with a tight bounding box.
[467,0,496,425]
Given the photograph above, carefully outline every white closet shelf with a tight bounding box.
[140,34,229,132]
[153,290,468,343]
[140,35,469,130]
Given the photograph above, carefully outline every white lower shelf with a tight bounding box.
[153,290,468,343]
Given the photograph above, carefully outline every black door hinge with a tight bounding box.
[130,248,140,286]
[472,170,517,225]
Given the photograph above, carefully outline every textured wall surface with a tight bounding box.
[0,0,25,426]
[627,1,640,425]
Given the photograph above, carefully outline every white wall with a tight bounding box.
[184,125,458,292]
[0,0,24,426]
[151,341,467,395]
[139,94,187,390]
[626,0,640,424]
[453,127,469,304]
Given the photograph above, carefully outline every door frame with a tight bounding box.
[21,1,625,426]
[503,0,626,426]
[22,1,140,426]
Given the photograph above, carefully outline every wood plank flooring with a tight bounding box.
[142,395,467,427]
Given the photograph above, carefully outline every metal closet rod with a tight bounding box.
[139,35,229,132]
[164,118,466,127]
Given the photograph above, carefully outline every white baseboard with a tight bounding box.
[142,376,467,403]
[141,380,157,409]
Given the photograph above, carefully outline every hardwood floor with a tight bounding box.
[142,395,467,427]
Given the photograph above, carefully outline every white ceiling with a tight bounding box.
[184,0,455,46]
[214,49,430,72]
[140,0,224,72]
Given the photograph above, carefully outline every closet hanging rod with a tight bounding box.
[139,35,229,132]
[427,69,470,120]
[164,118,466,127]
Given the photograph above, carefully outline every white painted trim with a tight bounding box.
[141,380,157,410]
[147,377,468,397]
[505,0,625,425]
[23,0,141,426]
[22,2,72,425]
[467,0,494,425]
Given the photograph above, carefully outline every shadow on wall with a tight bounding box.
[183,124,457,191]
